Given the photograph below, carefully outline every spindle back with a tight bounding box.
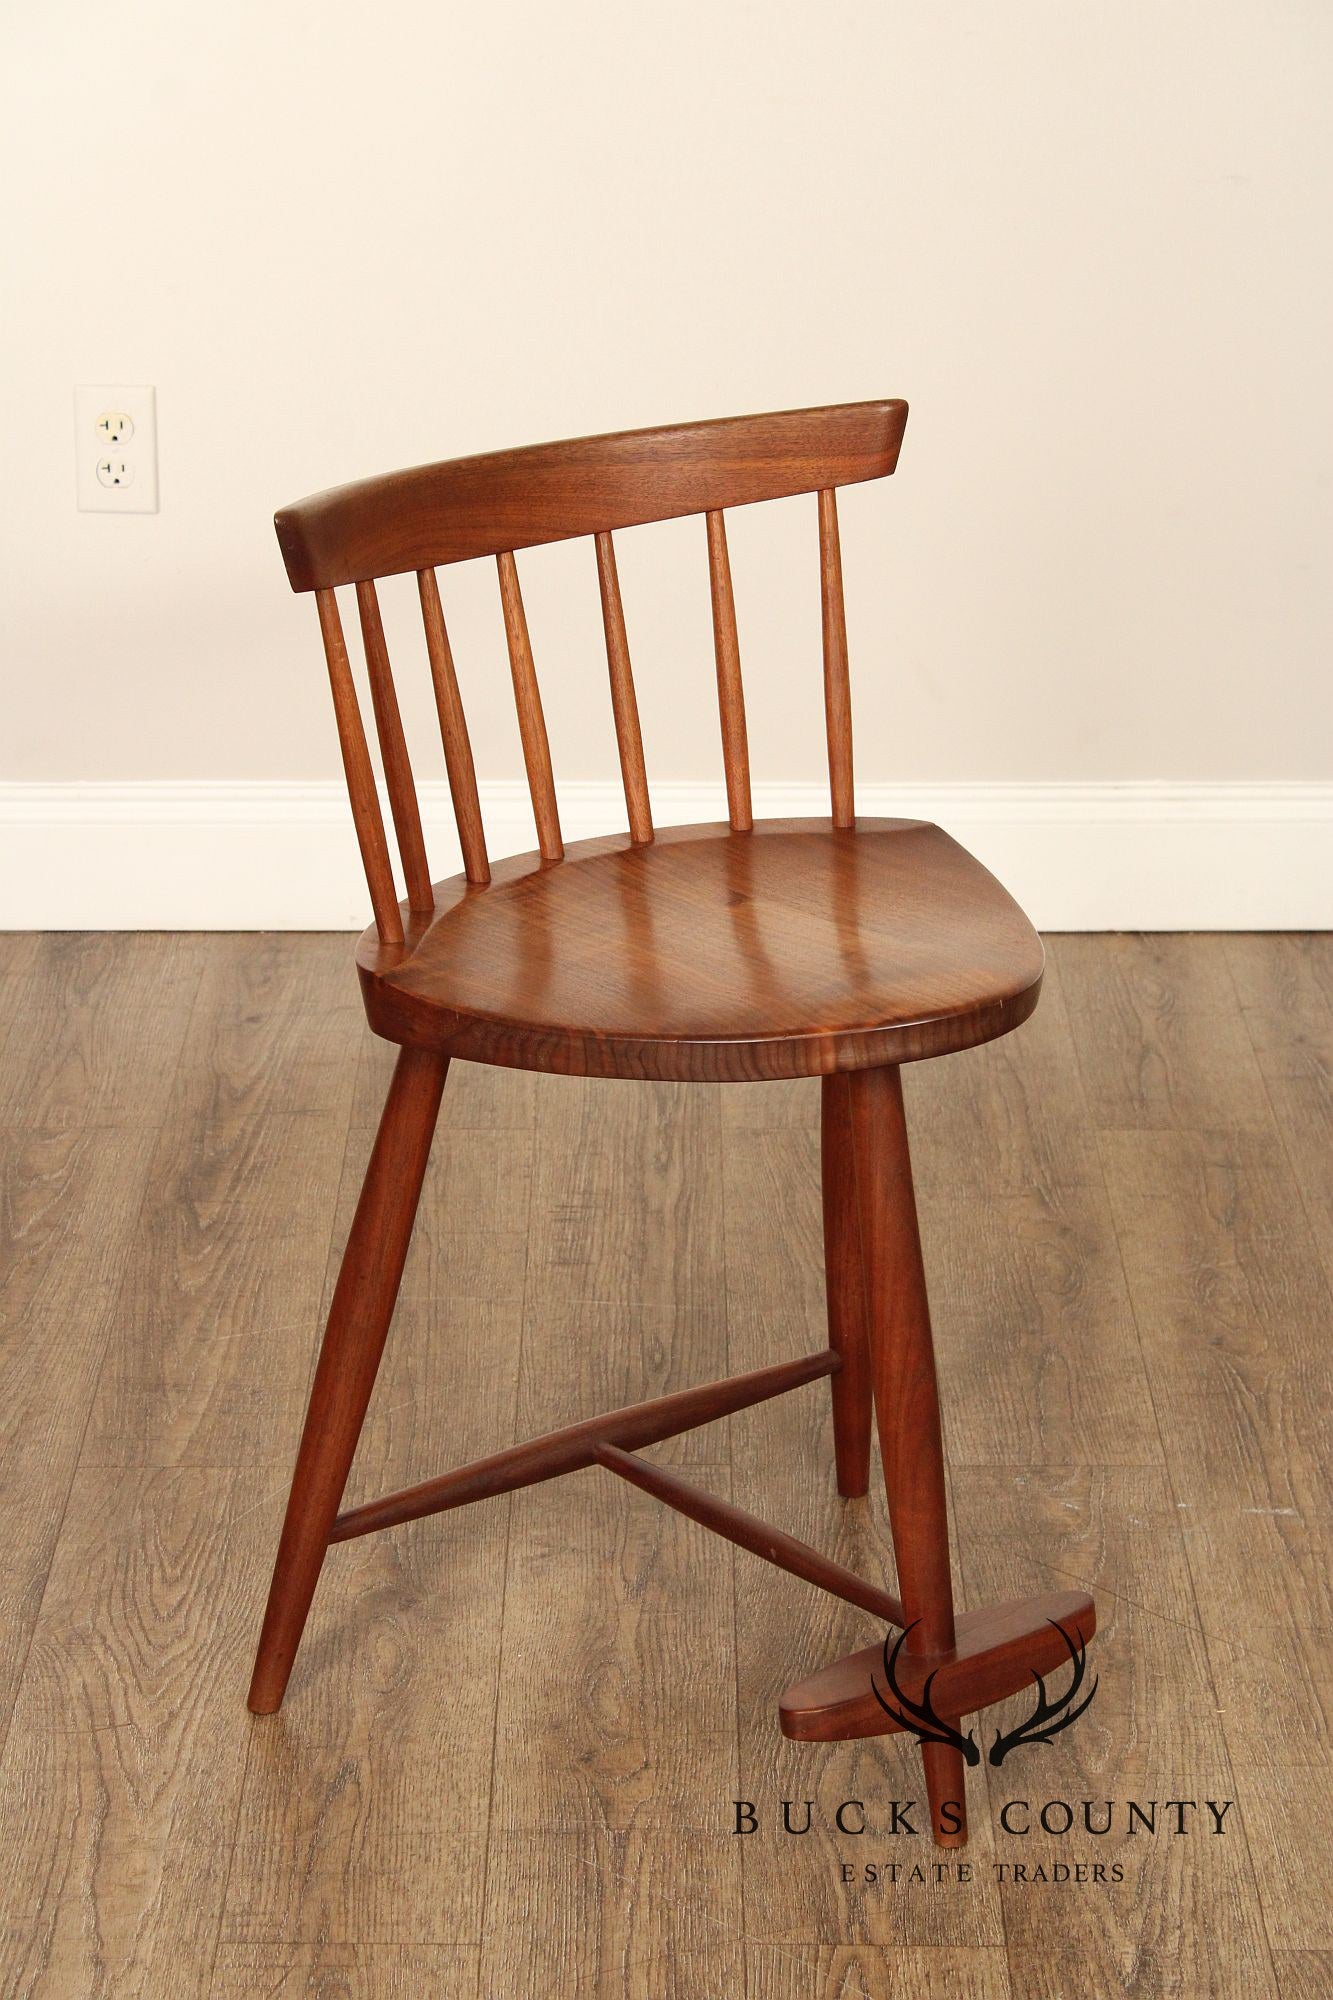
[275,399,908,942]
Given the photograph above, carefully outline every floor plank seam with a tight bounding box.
[1090,1115,1283,1995]
[719,1100,751,2000]
[0,942,210,1773]
[1226,941,1333,1316]
[474,1069,536,1991]
[210,996,362,1980]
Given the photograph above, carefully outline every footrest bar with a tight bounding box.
[594,1443,905,1628]
[330,1348,839,1543]
[778,1589,1097,1742]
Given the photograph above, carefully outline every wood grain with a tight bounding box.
[850,1065,965,1845]
[481,1831,744,1998]
[223,1050,527,1953]
[354,579,433,912]
[1056,934,1272,1133]
[476,1075,746,1991]
[596,1438,904,1628]
[919,1145,1164,1470]
[0,930,205,1128]
[818,487,854,828]
[356,819,1045,1081]
[1099,1126,1333,1777]
[525,1073,724,1311]
[904,958,1164,1473]
[0,935,206,1756]
[275,400,908,589]
[495,549,563,864]
[953,1465,1276,1995]
[705,508,753,832]
[417,566,490,886]
[3,935,1323,1992]
[484,1069,741,2000]
[954,1464,1234,1789]
[1005,1950,1264,2000]
[0,1467,264,1997]
[778,1589,1095,1744]
[906,952,1098,1195]
[210,1942,480,1997]
[821,1073,873,1496]
[315,589,403,945]
[80,933,359,1468]
[1226,932,1333,1276]
[285,400,1047,1113]
[0,1121,164,1741]
[1232,1765,1333,1952]
[248,1046,449,1713]
[722,1107,1004,1949]
[0,931,41,1075]
[1267,1959,1333,2000]
[487,1296,741,1832]
[746,1943,1013,1998]
[595,529,653,845]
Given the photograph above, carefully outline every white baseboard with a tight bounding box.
[1,779,1329,930]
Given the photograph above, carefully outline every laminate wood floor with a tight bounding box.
[0,932,1328,2000]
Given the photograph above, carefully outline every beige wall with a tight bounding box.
[4,1,1331,790]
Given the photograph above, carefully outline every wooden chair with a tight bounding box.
[248,401,1094,1847]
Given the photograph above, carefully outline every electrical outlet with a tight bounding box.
[95,410,134,444]
[75,384,158,512]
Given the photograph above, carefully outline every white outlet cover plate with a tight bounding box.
[75,384,158,513]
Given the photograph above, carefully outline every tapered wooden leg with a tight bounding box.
[821,1073,873,1497]
[248,1044,449,1714]
[848,1063,966,1847]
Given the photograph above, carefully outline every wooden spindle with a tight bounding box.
[315,588,403,945]
[417,568,490,886]
[496,551,563,863]
[818,489,854,828]
[705,510,752,832]
[594,531,652,844]
[354,580,433,912]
